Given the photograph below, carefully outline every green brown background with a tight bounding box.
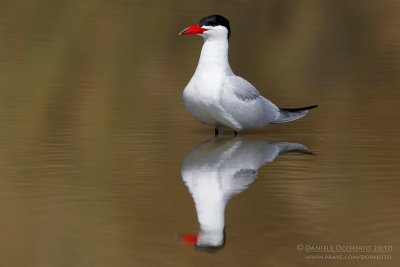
[0,0,399,266]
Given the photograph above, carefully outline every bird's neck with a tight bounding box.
[190,176,227,245]
[196,38,231,73]
[195,189,226,246]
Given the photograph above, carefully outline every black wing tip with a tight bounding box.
[280,105,319,112]
[307,104,319,110]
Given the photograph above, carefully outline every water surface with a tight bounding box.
[0,1,399,266]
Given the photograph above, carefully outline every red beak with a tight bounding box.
[179,24,207,35]
[181,233,198,246]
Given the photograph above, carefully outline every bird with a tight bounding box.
[179,14,318,136]
[180,137,311,250]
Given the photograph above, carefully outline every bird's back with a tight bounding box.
[219,74,280,129]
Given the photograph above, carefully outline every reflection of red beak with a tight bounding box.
[182,233,198,246]
[179,24,207,35]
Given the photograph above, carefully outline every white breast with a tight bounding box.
[182,37,244,129]
[183,69,225,124]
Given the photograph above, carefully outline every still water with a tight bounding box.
[0,0,399,266]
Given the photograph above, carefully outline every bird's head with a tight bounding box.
[181,229,226,252]
[179,14,231,40]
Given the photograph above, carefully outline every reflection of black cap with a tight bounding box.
[195,228,226,253]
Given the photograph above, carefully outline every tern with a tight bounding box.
[181,137,311,250]
[180,15,318,136]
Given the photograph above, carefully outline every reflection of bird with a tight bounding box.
[180,14,317,136]
[181,137,310,250]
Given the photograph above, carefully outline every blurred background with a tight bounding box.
[0,0,399,266]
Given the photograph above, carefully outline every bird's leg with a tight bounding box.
[234,130,238,137]
[215,128,219,136]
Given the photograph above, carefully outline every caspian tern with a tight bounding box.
[180,15,318,136]
[181,137,311,250]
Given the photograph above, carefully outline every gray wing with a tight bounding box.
[226,75,260,101]
[221,75,279,128]
[229,169,258,194]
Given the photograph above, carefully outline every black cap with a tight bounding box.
[199,14,231,39]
